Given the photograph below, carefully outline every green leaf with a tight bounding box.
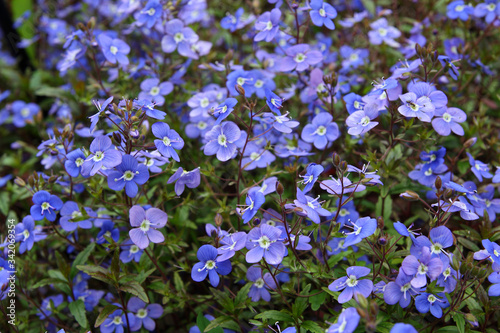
[384,196,393,223]
[375,196,383,218]
[302,320,323,333]
[119,281,149,303]
[292,297,308,319]
[135,267,157,284]
[204,316,233,333]
[235,283,251,308]
[111,248,120,280]
[95,305,119,327]
[30,278,68,290]
[309,291,326,311]
[69,299,88,328]
[457,237,480,252]
[453,313,465,333]
[197,313,211,332]
[255,310,294,323]
[70,243,95,279]
[55,250,71,277]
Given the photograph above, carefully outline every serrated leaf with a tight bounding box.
[302,320,323,333]
[309,291,326,311]
[70,243,95,279]
[69,299,88,328]
[119,281,148,303]
[255,310,294,323]
[95,305,119,327]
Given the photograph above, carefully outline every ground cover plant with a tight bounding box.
[1,0,500,332]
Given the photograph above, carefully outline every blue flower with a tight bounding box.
[191,244,232,287]
[467,152,493,182]
[488,271,500,297]
[254,9,281,42]
[246,265,276,302]
[286,188,330,224]
[309,0,337,30]
[11,100,39,127]
[81,136,123,177]
[203,121,241,162]
[128,297,163,331]
[241,190,266,224]
[59,201,93,232]
[401,246,444,288]
[328,266,374,303]
[415,292,450,318]
[64,149,86,178]
[161,19,199,59]
[279,44,323,72]
[217,232,247,261]
[135,0,162,28]
[101,309,136,333]
[246,224,286,265]
[299,163,324,193]
[152,122,184,162]
[447,1,474,20]
[265,88,284,115]
[213,98,238,125]
[368,18,401,47]
[301,112,340,149]
[138,78,173,107]
[390,323,418,333]
[15,216,46,253]
[327,307,360,333]
[474,1,500,23]
[128,205,167,249]
[343,217,377,247]
[167,167,201,196]
[384,270,422,308]
[97,34,130,65]
[30,191,63,221]
[96,220,120,244]
[107,155,150,198]
[120,239,143,263]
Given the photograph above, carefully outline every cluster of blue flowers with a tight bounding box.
[1,0,500,332]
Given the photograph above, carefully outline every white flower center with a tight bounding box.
[339,208,349,217]
[71,211,82,219]
[123,170,135,181]
[424,168,433,176]
[200,98,209,108]
[378,28,387,37]
[23,229,30,240]
[265,21,273,30]
[443,113,452,122]
[218,134,227,147]
[110,46,118,55]
[112,316,123,324]
[75,157,84,166]
[140,219,150,232]
[346,275,358,287]
[21,108,30,117]
[257,235,272,249]
[294,53,306,63]
[455,5,464,12]
[316,125,327,136]
[487,3,496,11]
[418,263,428,275]
[350,53,359,62]
[137,308,148,318]
[163,136,171,146]
[197,121,207,130]
[94,151,104,161]
[130,245,140,254]
[427,294,437,303]
[250,152,261,161]
[254,80,264,88]
[150,86,160,96]
[254,278,265,288]
[147,8,155,16]
[431,243,443,254]
[174,32,184,43]
[361,116,370,126]
[319,8,326,17]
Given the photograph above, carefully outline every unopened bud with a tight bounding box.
[435,176,442,190]
[378,236,387,246]
[464,137,477,148]
[332,153,341,167]
[340,161,348,173]
[369,300,379,315]
[377,216,384,229]
[400,190,419,201]
[276,181,284,196]
[356,294,368,309]
[235,84,245,96]
[15,177,26,187]
[77,22,86,31]
[87,17,96,30]
[215,213,223,227]
[252,218,260,226]
[465,313,478,327]
[48,175,58,183]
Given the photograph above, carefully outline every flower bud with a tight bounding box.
[356,294,368,308]
[215,213,223,227]
[340,161,348,173]
[332,153,341,167]
[378,236,387,246]
[252,218,261,226]
[464,137,477,148]
[87,17,96,30]
[400,190,419,201]
[15,177,26,187]
[235,84,245,96]
[435,176,442,190]
[276,181,284,196]
[377,216,384,230]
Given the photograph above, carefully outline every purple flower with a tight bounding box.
[64,149,86,178]
[301,112,340,149]
[280,44,323,72]
[191,244,232,287]
[213,98,238,125]
[368,18,401,47]
[285,188,330,224]
[346,106,379,136]
[129,205,167,249]
[475,239,500,266]
[138,78,173,106]
[328,266,373,303]
[401,246,443,288]
[167,167,201,195]
[299,163,324,193]
[437,264,459,293]
[343,217,377,247]
[398,91,435,122]
[203,121,241,162]
[107,155,150,198]
[412,226,454,265]
[393,221,420,241]
[265,89,284,115]
[217,232,247,261]
[11,101,39,127]
[327,307,360,333]
[97,34,130,65]
[247,265,276,302]
[81,136,123,177]
[120,239,143,263]
[320,177,366,196]
[390,323,418,333]
[488,271,500,297]
[467,152,493,182]
[152,122,184,162]
[309,0,337,30]
[261,112,299,134]
[241,190,266,224]
[474,1,500,23]
[30,190,63,221]
[128,297,163,331]
[447,1,474,20]
[15,216,46,254]
[384,271,421,308]
[254,9,281,42]
[96,220,120,244]
[89,96,113,133]
[246,224,286,265]
[60,201,93,232]
[241,145,276,170]
[161,19,199,59]
[415,292,450,318]
[101,309,136,333]
[135,0,162,28]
